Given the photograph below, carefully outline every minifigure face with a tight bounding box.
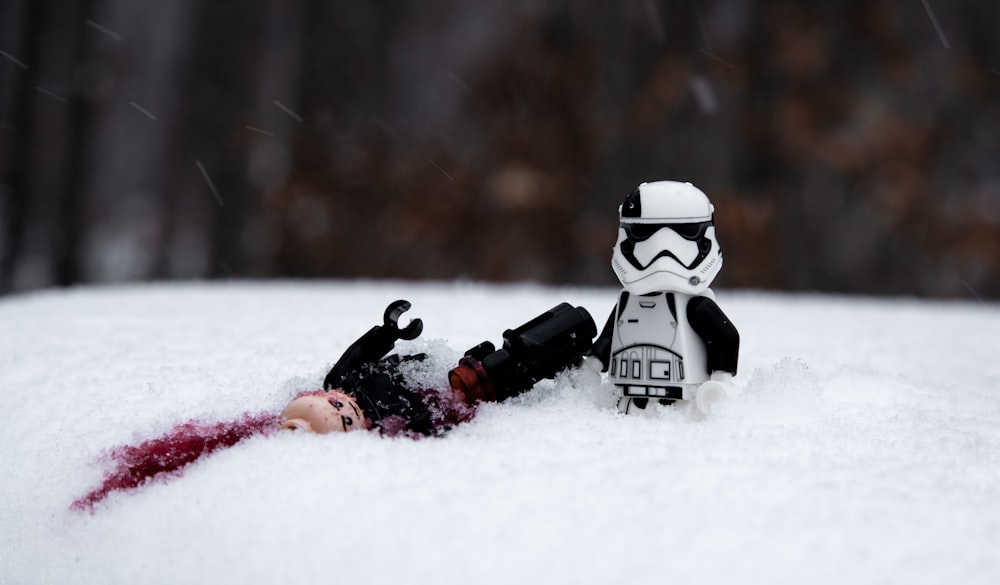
[280,391,367,433]
[620,221,715,271]
[611,181,723,295]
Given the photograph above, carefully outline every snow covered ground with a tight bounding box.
[1,281,998,585]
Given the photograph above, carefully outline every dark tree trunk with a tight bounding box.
[0,0,42,293]
[172,0,274,279]
[52,0,95,287]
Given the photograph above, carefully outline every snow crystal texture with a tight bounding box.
[1,281,998,584]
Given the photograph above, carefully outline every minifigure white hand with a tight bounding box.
[690,372,734,419]
[577,355,604,387]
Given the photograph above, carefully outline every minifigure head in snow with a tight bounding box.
[280,390,368,433]
[611,181,723,296]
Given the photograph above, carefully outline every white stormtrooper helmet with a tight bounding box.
[611,181,723,295]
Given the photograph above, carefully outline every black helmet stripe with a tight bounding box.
[621,187,642,218]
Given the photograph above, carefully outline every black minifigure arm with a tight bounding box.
[687,296,739,376]
[322,328,387,390]
[589,291,630,372]
[589,307,616,372]
[323,300,423,390]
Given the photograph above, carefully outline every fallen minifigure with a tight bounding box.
[74,300,597,509]
[281,299,597,437]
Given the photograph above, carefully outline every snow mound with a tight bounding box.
[1,281,998,585]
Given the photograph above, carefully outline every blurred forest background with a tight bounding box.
[1,0,998,299]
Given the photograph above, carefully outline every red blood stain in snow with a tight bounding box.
[73,412,280,511]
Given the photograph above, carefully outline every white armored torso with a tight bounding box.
[608,290,711,401]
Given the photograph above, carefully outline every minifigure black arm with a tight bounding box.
[323,300,423,390]
[687,296,739,375]
[322,326,393,390]
[589,306,617,372]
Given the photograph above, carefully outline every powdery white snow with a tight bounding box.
[1,281,998,584]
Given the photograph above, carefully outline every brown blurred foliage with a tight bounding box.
[2,0,999,298]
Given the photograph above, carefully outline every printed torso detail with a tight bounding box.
[609,291,706,400]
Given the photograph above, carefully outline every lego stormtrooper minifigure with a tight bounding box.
[590,181,739,418]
